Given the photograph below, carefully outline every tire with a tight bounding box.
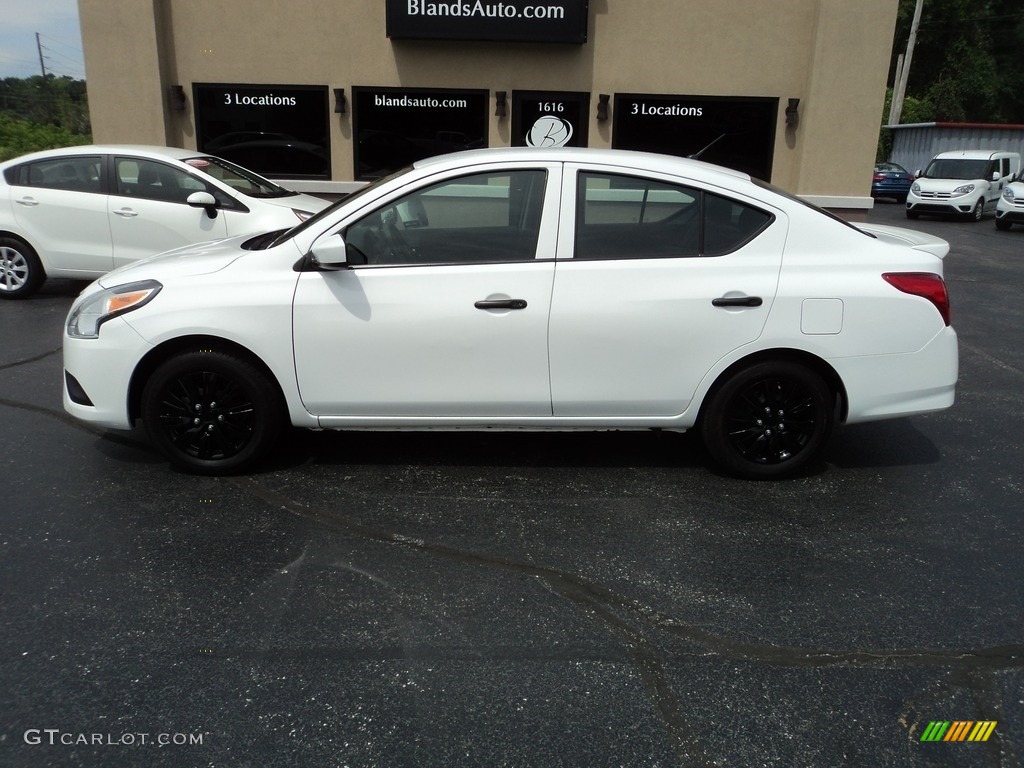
[995,218,1011,231]
[700,361,833,480]
[141,350,284,474]
[906,209,919,220]
[0,237,45,299]
[968,198,984,222]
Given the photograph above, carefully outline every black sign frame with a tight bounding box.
[193,83,331,179]
[352,86,489,180]
[386,0,588,43]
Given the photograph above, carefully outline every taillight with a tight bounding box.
[882,272,951,326]
[873,173,886,181]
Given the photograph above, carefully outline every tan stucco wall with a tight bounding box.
[79,0,897,203]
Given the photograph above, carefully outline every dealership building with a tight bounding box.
[79,0,897,209]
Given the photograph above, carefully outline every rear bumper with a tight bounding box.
[832,326,958,423]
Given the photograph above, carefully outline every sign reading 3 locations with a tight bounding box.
[194,83,330,179]
[512,91,589,148]
[386,0,589,43]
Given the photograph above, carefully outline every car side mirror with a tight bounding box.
[309,234,349,271]
[914,169,922,178]
[186,191,219,219]
[991,171,1000,182]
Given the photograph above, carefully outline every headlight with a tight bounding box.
[952,183,975,196]
[67,280,162,339]
[1004,187,1016,201]
[292,208,315,221]
[911,182,920,193]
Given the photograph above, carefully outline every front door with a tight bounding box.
[292,164,561,419]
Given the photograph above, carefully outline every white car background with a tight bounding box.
[0,145,329,298]
[62,147,958,479]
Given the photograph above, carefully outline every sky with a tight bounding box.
[0,0,86,79]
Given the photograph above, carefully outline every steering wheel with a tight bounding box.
[379,209,415,263]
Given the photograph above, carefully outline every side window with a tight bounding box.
[703,192,772,255]
[344,170,547,266]
[575,172,771,259]
[115,158,206,203]
[575,173,700,259]
[12,156,102,193]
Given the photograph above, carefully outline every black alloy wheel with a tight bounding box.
[141,350,283,474]
[701,361,833,480]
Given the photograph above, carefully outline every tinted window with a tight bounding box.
[114,158,209,204]
[575,173,770,259]
[345,170,546,266]
[9,156,102,193]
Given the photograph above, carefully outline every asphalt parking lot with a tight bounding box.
[1,200,1022,767]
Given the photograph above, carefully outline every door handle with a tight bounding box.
[712,296,763,308]
[114,209,139,218]
[475,299,528,310]
[15,198,39,206]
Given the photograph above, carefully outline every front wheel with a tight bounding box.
[995,218,1012,231]
[968,198,984,222]
[141,350,284,474]
[700,361,833,480]
[0,237,45,299]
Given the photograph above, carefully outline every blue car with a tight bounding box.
[872,162,915,203]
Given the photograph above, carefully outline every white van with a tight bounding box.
[995,169,1024,231]
[906,150,1021,221]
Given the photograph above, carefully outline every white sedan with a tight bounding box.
[62,148,958,479]
[0,145,329,298]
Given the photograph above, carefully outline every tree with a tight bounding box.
[889,0,1024,124]
[0,75,91,161]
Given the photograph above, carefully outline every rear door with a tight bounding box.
[8,154,113,274]
[548,165,787,418]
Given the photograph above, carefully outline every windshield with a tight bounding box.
[923,159,990,180]
[267,165,415,248]
[184,155,297,199]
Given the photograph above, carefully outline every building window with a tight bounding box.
[352,87,488,181]
[193,84,331,179]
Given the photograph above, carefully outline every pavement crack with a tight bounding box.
[0,346,61,372]
[228,475,1023,766]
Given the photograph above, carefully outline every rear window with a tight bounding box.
[4,156,103,193]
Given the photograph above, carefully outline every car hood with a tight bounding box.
[914,178,988,192]
[250,192,330,215]
[97,234,256,288]
[856,223,950,259]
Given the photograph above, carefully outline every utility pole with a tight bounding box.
[36,32,47,77]
[889,0,924,125]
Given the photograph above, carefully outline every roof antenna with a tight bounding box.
[689,134,727,160]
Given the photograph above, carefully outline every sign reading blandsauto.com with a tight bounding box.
[386,0,589,43]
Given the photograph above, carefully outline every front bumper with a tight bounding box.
[62,317,153,430]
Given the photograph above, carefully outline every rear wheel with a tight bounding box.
[0,237,45,299]
[141,350,283,474]
[701,361,833,480]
